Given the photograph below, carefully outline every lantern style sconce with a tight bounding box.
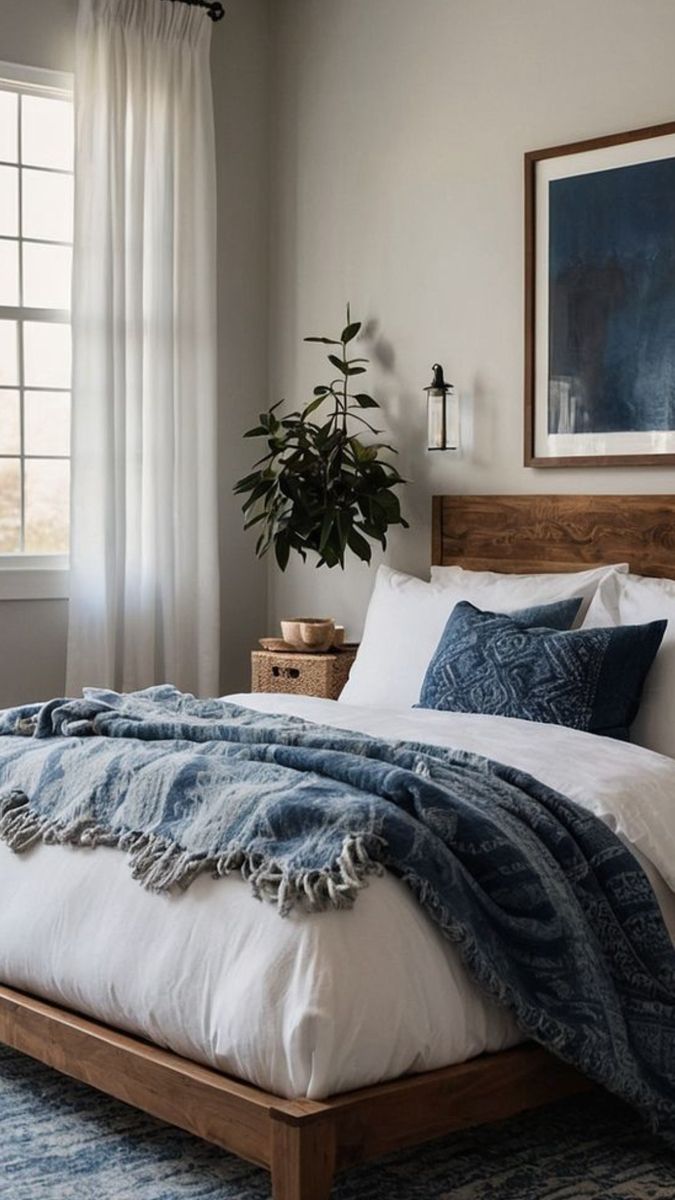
[424,363,458,451]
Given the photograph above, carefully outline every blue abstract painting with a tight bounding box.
[548,156,675,435]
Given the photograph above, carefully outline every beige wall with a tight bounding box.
[0,0,76,73]
[266,0,675,639]
[0,0,270,705]
[213,0,270,690]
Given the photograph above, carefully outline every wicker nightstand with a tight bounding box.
[251,645,358,700]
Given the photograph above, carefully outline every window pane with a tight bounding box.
[25,391,70,456]
[0,91,18,163]
[23,242,72,310]
[0,458,20,552]
[0,164,18,236]
[0,320,18,385]
[23,321,71,388]
[0,238,19,306]
[21,95,73,172]
[25,457,69,553]
[22,168,73,242]
[0,391,20,454]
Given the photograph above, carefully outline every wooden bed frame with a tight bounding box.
[3,492,674,1199]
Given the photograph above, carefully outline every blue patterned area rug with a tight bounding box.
[2,1045,675,1199]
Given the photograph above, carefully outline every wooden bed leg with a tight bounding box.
[270,1111,336,1200]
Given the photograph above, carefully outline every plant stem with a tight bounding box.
[342,339,349,433]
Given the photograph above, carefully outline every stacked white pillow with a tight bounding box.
[583,570,675,759]
[428,564,617,623]
[340,562,629,711]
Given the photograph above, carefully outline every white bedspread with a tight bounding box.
[1,694,675,1100]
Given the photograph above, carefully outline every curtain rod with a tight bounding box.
[162,0,225,22]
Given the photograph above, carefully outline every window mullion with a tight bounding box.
[0,159,72,179]
[0,306,70,324]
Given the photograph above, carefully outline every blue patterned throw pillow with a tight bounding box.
[501,596,583,631]
[418,601,667,739]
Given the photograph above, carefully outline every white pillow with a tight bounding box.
[340,562,629,710]
[429,563,628,622]
[583,571,675,758]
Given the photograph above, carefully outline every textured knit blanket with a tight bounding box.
[0,685,674,1138]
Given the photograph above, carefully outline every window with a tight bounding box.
[0,64,73,573]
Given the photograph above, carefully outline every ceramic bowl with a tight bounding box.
[280,617,335,652]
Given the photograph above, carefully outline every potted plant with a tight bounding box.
[235,307,408,570]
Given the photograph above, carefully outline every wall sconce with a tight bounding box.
[424,363,458,451]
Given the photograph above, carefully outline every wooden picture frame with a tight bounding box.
[524,120,675,467]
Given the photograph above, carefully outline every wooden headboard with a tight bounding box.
[432,495,675,579]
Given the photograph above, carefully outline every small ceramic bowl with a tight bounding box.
[280,617,335,652]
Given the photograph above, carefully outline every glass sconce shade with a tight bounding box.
[425,363,457,450]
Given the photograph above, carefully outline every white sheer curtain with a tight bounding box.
[66,0,220,697]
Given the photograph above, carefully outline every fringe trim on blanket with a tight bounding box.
[0,789,386,916]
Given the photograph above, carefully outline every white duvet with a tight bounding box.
[1,694,675,1100]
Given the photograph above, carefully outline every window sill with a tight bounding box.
[0,558,70,601]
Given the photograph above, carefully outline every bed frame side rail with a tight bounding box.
[0,984,592,1200]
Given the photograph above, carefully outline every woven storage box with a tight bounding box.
[251,646,358,700]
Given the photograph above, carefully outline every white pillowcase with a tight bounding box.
[429,563,628,621]
[583,571,675,759]
[340,562,629,710]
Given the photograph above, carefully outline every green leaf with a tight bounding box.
[372,490,401,520]
[304,336,341,345]
[302,395,327,419]
[243,425,269,438]
[328,354,349,375]
[352,393,379,408]
[345,366,366,376]
[313,386,330,395]
[318,508,334,552]
[244,511,266,531]
[275,536,290,571]
[347,527,372,563]
[350,439,378,463]
[334,510,348,565]
[242,478,274,512]
[341,321,362,343]
[233,469,263,492]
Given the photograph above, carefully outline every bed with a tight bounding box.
[2,492,675,1199]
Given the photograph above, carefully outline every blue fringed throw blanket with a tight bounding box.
[1,685,675,1138]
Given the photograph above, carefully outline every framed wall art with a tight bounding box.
[524,120,675,467]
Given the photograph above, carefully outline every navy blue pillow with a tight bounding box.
[418,601,667,740]
[503,597,583,631]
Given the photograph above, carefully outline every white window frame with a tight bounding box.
[0,61,73,601]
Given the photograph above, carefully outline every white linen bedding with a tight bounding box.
[1,694,675,1101]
